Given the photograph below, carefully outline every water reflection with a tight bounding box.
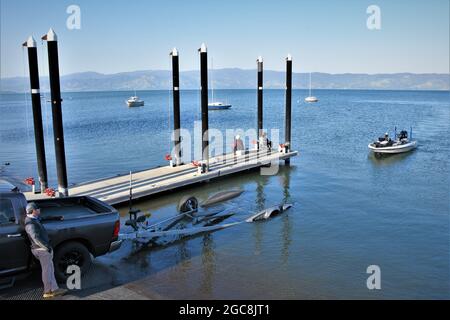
[200,234,216,295]
[253,175,269,255]
[279,166,294,266]
[368,150,416,167]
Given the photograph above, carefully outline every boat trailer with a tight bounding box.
[119,192,292,243]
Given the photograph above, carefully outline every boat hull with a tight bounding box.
[368,141,417,154]
[305,97,318,103]
[208,104,232,110]
[127,101,144,107]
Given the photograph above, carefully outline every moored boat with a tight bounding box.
[126,96,144,107]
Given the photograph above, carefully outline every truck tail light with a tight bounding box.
[113,220,120,239]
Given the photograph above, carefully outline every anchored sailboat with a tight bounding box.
[208,57,232,110]
[126,90,144,107]
[305,72,318,103]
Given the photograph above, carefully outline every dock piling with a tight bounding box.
[23,36,48,192]
[285,54,292,165]
[42,29,68,197]
[199,43,209,171]
[257,56,264,146]
[170,48,182,166]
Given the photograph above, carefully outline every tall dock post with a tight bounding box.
[42,29,68,197]
[23,36,48,192]
[257,56,264,146]
[199,43,209,171]
[284,54,292,165]
[170,48,182,166]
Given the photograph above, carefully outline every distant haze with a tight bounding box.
[1,69,448,93]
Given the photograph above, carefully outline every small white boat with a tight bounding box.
[368,129,417,154]
[305,96,318,103]
[305,72,319,103]
[208,102,232,110]
[126,96,144,107]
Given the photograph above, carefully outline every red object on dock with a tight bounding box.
[191,161,201,167]
[24,177,35,185]
[165,154,172,161]
[44,188,56,197]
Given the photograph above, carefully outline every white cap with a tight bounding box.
[200,43,207,53]
[171,47,178,56]
[287,54,292,61]
[42,28,57,41]
[257,56,263,63]
[236,135,241,140]
[23,36,36,48]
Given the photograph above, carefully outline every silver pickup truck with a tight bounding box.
[0,180,122,286]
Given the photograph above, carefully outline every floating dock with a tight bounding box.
[25,149,297,205]
[21,30,297,205]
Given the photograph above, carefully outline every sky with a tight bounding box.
[1,0,449,78]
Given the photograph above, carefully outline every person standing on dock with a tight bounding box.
[24,202,67,299]
[233,135,245,154]
[258,132,272,152]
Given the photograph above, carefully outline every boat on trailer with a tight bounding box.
[368,128,417,154]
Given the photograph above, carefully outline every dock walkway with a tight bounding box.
[25,149,297,205]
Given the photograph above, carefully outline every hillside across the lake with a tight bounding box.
[1,69,448,92]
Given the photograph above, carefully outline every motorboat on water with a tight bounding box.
[368,129,417,154]
[126,96,144,107]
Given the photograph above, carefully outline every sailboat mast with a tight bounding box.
[309,72,312,96]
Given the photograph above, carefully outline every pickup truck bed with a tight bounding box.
[0,180,122,284]
[36,197,114,219]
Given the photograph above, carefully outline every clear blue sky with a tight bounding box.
[1,0,449,78]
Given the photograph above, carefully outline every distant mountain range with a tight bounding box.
[1,69,448,92]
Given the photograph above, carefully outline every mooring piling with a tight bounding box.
[41,29,68,197]
[170,48,182,166]
[257,56,264,144]
[23,36,48,192]
[285,54,292,165]
[199,43,209,171]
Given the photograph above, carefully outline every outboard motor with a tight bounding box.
[398,130,408,140]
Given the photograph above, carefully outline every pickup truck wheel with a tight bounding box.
[54,242,92,282]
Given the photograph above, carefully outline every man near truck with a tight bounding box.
[24,202,67,299]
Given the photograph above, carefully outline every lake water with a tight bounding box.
[1,89,449,299]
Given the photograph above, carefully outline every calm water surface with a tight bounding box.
[1,89,449,299]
